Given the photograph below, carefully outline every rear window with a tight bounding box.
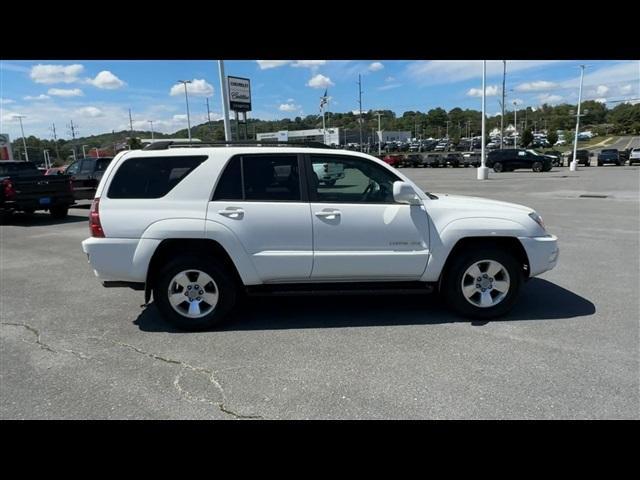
[107,155,206,199]
[0,162,39,176]
[602,149,617,154]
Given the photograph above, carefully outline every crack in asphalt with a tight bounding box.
[91,337,263,420]
[1,322,261,419]
[1,322,91,360]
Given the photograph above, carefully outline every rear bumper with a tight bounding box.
[2,195,74,211]
[519,235,559,277]
[82,237,160,283]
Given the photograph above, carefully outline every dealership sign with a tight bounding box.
[227,76,252,112]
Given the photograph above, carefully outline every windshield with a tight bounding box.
[526,149,541,156]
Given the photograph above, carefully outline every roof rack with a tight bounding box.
[142,140,332,150]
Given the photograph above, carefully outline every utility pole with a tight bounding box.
[478,60,489,180]
[571,65,587,172]
[217,61,232,141]
[68,119,78,161]
[376,111,383,156]
[446,120,451,139]
[513,101,518,147]
[148,120,154,140]
[50,123,61,163]
[205,97,214,137]
[501,60,506,149]
[177,80,193,142]
[15,115,29,162]
[358,74,363,152]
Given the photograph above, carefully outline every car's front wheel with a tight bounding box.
[441,247,523,319]
[493,162,503,173]
[532,161,543,172]
[154,255,237,331]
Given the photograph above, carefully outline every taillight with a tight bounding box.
[89,197,105,237]
[2,179,16,200]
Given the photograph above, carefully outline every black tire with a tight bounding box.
[50,206,68,219]
[22,208,36,215]
[532,161,543,172]
[154,255,237,331]
[493,162,503,173]
[441,247,523,320]
[597,162,602,167]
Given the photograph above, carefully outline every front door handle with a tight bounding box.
[218,207,244,219]
[314,209,341,219]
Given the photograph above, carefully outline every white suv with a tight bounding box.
[82,144,559,330]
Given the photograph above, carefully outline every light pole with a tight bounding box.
[177,80,193,142]
[217,61,232,141]
[148,120,154,140]
[14,115,29,162]
[477,60,489,180]
[94,147,100,159]
[446,120,451,139]
[570,65,587,172]
[376,111,383,156]
[82,145,88,159]
[513,100,518,147]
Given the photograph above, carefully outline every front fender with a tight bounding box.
[421,217,532,282]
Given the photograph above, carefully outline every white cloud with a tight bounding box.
[378,83,402,91]
[30,64,84,84]
[75,106,104,117]
[385,76,395,82]
[169,79,214,97]
[596,85,609,96]
[279,103,300,112]
[23,94,51,101]
[538,93,563,105]
[368,62,384,72]
[292,60,327,68]
[466,85,499,97]
[256,60,291,69]
[594,98,607,104]
[286,98,295,103]
[0,98,16,104]
[48,88,84,97]
[89,70,125,89]
[307,74,334,89]
[515,80,557,92]
[173,114,188,121]
[619,84,632,94]
[406,60,561,86]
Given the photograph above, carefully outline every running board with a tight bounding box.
[246,282,435,297]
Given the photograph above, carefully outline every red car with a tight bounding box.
[382,154,403,168]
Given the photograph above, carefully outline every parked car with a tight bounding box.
[486,149,553,173]
[65,157,114,200]
[597,149,621,166]
[565,149,591,166]
[444,153,464,168]
[618,148,630,164]
[434,142,449,152]
[462,152,481,167]
[422,153,444,167]
[543,150,563,167]
[382,154,403,168]
[312,160,346,185]
[401,154,423,168]
[81,144,558,330]
[1,161,74,220]
[628,148,640,165]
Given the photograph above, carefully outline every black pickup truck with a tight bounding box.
[64,157,113,200]
[1,161,74,220]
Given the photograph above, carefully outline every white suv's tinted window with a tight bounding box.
[212,155,301,202]
[309,155,399,204]
[107,156,206,199]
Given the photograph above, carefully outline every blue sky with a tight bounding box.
[1,60,638,140]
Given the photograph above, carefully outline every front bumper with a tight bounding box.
[518,235,559,277]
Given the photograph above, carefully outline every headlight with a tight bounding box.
[529,212,545,230]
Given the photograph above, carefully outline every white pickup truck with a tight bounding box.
[82,144,558,330]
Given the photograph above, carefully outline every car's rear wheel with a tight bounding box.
[154,255,237,331]
[532,161,543,172]
[50,206,68,219]
[441,247,523,319]
[493,162,503,173]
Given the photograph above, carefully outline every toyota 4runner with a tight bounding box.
[82,142,559,331]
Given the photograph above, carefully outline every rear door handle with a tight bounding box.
[218,207,244,219]
[315,209,341,219]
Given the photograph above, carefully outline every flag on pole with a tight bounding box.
[320,89,328,110]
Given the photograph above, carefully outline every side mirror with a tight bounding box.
[393,181,421,205]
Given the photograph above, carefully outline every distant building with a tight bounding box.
[257,128,340,146]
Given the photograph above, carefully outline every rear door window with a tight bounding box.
[107,155,206,199]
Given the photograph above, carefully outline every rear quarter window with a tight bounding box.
[107,155,206,199]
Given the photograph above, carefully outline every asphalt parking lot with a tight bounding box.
[1,162,638,419]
